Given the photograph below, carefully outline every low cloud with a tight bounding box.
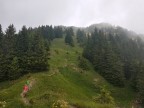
[0,0,144,34]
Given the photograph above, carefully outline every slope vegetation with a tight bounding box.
[0,37,135,108]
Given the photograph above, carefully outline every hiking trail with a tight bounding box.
[20,71,57,106]
[21,78,36,105]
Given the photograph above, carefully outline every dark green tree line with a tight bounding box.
[0,24,53,81]
[83,28,144,87]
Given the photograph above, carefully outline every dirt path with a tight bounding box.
[47,72,56,77]
[21,78,36,105]
[47,68,59,76]
[21,70,58,105]
[22,97,30,105]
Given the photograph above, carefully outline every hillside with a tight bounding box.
[0,37,136,108]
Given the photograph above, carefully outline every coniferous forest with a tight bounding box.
[1,23,144,106]
[0,24,64,81]
[82,26,144,103]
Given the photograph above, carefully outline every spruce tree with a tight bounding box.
[54,26,63,38]
[135,63,144,102]
[65,28,74,46]
[27,31,49,71]
[3,24,19,80]
[0,25,5,81]
[76,29,86,46]
[7,57,21,80]
[16,26,29,74]
[0,24,3,42]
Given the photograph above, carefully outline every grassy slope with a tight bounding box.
[0,37,135,108]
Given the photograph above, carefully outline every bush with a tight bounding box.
[54,49,59,54]
[78,56,90,70]
[0,101,6,108]
[52,100,68,108]
[93,87,115,105]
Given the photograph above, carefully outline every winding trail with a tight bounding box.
[21,78,36,105]
[21,71,57,105]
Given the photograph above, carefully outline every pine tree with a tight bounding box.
[78,56,90,70]
[3,24,18,80]
[65,28,74,46]
[135,63,144,102]
[3,24,16,55]
[7,57,21,80]
[49,25,55,40]
[0,25,5,81]
[76,29,86,46]
[69,27,74,36]
[103,44,125,86]
[16,26,29,55]
[0,24,3,43]
[16,26,29,74]
[27,31,49,71]
[54,26,63,38]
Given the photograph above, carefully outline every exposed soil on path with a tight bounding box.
[21,78,36,105]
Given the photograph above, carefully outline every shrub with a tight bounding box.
[78,56,90,70]
[52,100,68,108]
[0,101,6,108]
[54,49,59,54]
[93,87,115,105]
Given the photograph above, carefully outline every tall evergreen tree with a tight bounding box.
[65,28,74,46]
[3,24,16,55]
[3,24,19,80]
[16,26,29,74]
[76,29,87,46]
[69,27,74,36]
[0,24,5,81]
[49,25,55,40]
[0,24,3,42]
[16,26,29,55]
[135,63,144,102]
[54,26,63,38]
[27,31,49,71]
[7,57,21,80]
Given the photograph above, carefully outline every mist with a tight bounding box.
[0,0,144,34]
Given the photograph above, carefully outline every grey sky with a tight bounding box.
[0,0,144,34]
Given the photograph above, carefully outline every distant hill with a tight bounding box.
[67,23,142,40]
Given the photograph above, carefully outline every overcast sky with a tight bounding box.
[0,0,144,34]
